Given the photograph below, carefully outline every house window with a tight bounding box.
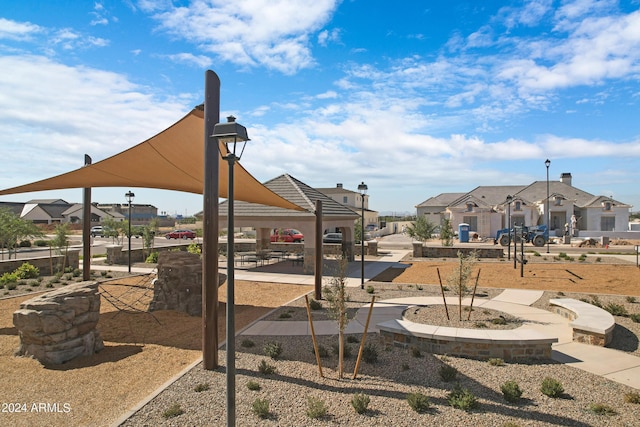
[601,216,615,231]
[554,197,562,206]
[466,203,474,212]
[514,201,522,211]
[343,196,348,204]
[603,201,612,211]
[462,216,477,231]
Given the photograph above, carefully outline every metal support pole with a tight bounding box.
[127,200,132,273]
[360,198,365,288]
[82,155,91,281]
[546,159,550,253]
[203,70,221,370]
[507,200,511,261]
[315,200,323,300]
[226,153,237,427]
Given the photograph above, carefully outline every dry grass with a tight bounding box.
[0,275,312,427]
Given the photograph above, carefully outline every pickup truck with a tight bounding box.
[270,228,304,243]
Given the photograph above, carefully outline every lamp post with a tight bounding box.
[545,159,551,253]
[125,191,135,273]
[358,182,367,289]
[506,195,512,261]
[212,115,250,427]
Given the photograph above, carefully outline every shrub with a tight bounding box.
[366,285,375,294]
[278,311,292,319]
[626,296,637,303]
[624,391,640,404]
[492,317,508,325]
[406,392,431,413]
[308,299,322,310]
[410,346,422,358]
[263,341,283,359]
[331,343,352,358]
[439,365,458,382]
[540,377,564,398]
[7,283,17,291]
[194,383,209,392]
[488,358,505,366]
[589,295,603,308]
[145,252,159,263]
[314,344,329,358]
[346,335,359,344]
[604,302,628,317]
[401,363,410,371]
[588,403,616,415]
[241,339,255,348]
[474,322,487,328]
[501,380,523,403]
[447,385,479,411]
[34,239,49,247]
[257,359,276,375]
[16,263,39,279]
[631,313,640,323]
[351,393,370,414]
[251,398,270,419]
[246,380,261,391]
[0,272,18,286]
[162,403,184,419]
[361,343,378,364]
[305,396,328,419]
[578,254,587,262]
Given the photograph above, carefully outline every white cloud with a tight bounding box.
[147,0,339,74]
[0,18,42,41]
[165,52,212,67]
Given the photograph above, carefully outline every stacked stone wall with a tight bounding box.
[12,281,103,365]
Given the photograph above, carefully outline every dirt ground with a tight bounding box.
[376,258,640,296]
[0,277,312,427]
[1,255,639,426]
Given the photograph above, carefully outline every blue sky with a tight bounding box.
[1,0,639,217]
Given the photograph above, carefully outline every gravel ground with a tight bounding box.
[122,283,640,427]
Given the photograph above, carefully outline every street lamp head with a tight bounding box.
[125,191,135,202]
[357,181,368,194]
[212,115,250,159]
[545,159,550,168]
[506,194,513,203]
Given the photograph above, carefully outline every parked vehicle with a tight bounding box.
[494,225,548,247]
[165,229,196,239]
[322,232,342,243]
[270,228,304,243]
[90,226,104,237]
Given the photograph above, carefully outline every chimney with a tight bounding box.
[560,173,572,186]
[336,183,343,188]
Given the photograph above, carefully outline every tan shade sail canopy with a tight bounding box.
[0,107,304,211]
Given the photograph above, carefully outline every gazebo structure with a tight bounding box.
[219,174,360,273]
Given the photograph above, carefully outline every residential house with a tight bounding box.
[416,173,631,239]
[316,183,379,229]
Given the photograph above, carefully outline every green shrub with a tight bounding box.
[145,252,159,263]
[474,321,487,328]
[194,383,209,392]
[241,339,255,348]
[492,317,507,325]
[34,239,49,247]
[162,403,184,419]
[439,365,458,382]
[308,298,322,310]
[278,311,292,319]
[257,359,276,375]
[604,302,628,317]
[263,341,283,359]
[361,343,378,364]
[589,295,603,308]
[331,343,352,358]
[501,380,523,403]
[624,391,640,404]
[406,392,431,413]
[631,313,640,323]
[366,285,375,294]
[16,262,39,279]
[540,377,564,398]
[187,242,201,255]
[578,254,587,262]
[18,240,32,247]
[7,283,17,290]
[447,385,479,411]
[305,396,327,419]
[346,335,359,344]
[0,272,18,286]
[410,346,422,358]
[588,403,616,415]
[488,358,505,366]
[251,398,270,419]
[246,380,261,391]
[351,393,370,414]
[314,344,329,358]
[626,296,637,303]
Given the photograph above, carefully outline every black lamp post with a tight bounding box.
[506,195,512,260]
[125,191,135,273]
[212,115,249,427]
[358,181,367,289]
[545,159,551,253]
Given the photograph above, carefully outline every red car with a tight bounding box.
[165,229,196,239]
[270,228,304,243]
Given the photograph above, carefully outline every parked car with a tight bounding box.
[90,226,104,237]
[322,232,342,244]
[270,228,304,243]
[165,229,196,239]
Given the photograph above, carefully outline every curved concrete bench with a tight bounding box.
[378,318,558,361]
[549,298,615,346]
